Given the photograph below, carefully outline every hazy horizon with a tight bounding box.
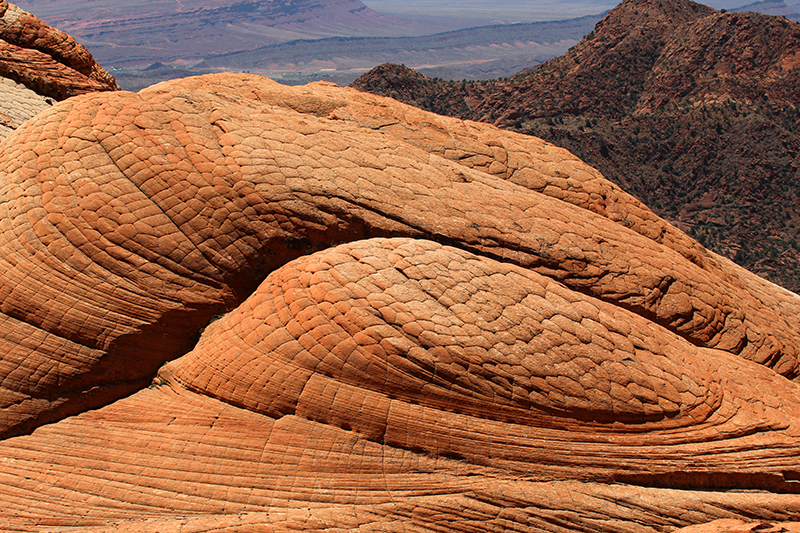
[364,0,796,23]
[364,0,615,23]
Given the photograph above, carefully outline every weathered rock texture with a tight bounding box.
[0,0,117,103]
[0,73,799,531]
[674,520,800,533]
[0,76,51,139]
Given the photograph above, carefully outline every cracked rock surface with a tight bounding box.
[0,73,799,532]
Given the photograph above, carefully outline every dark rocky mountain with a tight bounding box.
[352,0,800,292]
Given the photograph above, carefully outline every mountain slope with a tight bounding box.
[352,0,800,292]
[734,0,800,20]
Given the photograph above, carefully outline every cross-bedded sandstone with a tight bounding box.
[0,0,117,102]
[675,520,800,533]
[164,238,800,480]
[2,238,800,532]
[0,72,799,531]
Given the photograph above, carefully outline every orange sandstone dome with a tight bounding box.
[0,73,799,532]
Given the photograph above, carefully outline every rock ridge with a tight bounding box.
[0,0,117,100]
[0,73,799,532]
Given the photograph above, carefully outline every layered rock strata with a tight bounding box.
[0,73,799,531]
[0,0,117,133]
[674,520,800,533]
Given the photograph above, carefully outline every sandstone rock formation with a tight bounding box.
[674,520,800,533]
[0,0,117,140]
[0,76,51,139]
[0,73,799,531]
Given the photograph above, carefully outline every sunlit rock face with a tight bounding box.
[674,520,800,533]
[0,0,118,141]
[0,73,799,532]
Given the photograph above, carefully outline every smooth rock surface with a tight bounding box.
[0,73,799,531]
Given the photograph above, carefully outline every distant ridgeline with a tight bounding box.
[107,13,606,91]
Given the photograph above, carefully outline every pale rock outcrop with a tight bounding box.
[0,76,51,138]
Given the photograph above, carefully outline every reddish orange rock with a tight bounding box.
[163,237,800,483]
[675,520,800,533]
[1,238,800,532]
[0,0,117,100]
[0,73,799,531]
